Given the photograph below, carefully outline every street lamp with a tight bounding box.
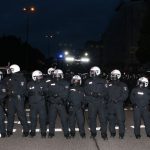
[84,52,88,56]
[45,32,60,58]
[45,34,55,57]
[22,6,36,70]
[64,51,69,56]
[22,6,36,43]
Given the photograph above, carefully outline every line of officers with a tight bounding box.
[0,64,150,140]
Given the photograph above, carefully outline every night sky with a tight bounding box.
[0,0,126,57]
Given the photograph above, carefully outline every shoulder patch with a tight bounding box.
[89,82,93,85]
[46,80,51,83]
[51,83,56,86]
[137,92,144,95]
[123,87,127,91]
[70,88,76,91]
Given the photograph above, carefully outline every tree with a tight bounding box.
[0,35,46,71]
[136,1,150,63]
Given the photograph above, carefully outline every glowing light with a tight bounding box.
[80,57,90,62]
[30,7,35,12]
[22,6,36,13]
[59,54,63,58]
[65,57,75,62]
[64,51,69,55]
[84,52,88,56]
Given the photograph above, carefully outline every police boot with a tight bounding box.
[64,133,70,139]
[41,132,46,138]
[23,131,29,137]
[7,131,13,137]
[147,134,150,138]
[110,133,116,138]
[30,131,36,137]
[48,132,54,138]
[119,133,124,139]
[135,135,141,139]
[90,132,97,138]
[101,133,108,140]
[70,131,75,138]
[1,133,6,138]
[80,133,86,138]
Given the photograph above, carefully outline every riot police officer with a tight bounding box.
[45,67,55,124]
[6,64,29,137]
[68,75,86,138]
[0,71,7,137]
[130,77,150,139]
[47,67,55,78]
[84,66,108,140]
[45,67,55,84]
[27,70,47,138]
[47,69,70,139]
[107,69,128,139]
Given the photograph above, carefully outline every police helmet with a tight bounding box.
[137,77,149,87]
[53,69,64,79]
[110,69,121,80]
[90,66,101,77]
[9,64,20,73]
[32,70,43,81]
[47,67,55,75]
[71,75,82,85]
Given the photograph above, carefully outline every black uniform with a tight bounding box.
[107,80,128,138]
[27,79,47,137]
[130,86,150,138]
[84,76,108,138]
[0,81,7,137]
[47,79,69,138]
[44,76,53,124]
[68,85,85,137]
[5,72,29,136]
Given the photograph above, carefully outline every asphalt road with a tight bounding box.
[0,108,150,150]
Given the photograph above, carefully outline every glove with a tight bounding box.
[65,102,70,114]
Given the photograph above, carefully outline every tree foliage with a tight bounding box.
[0,35,46,71]
[136,2,150,63]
